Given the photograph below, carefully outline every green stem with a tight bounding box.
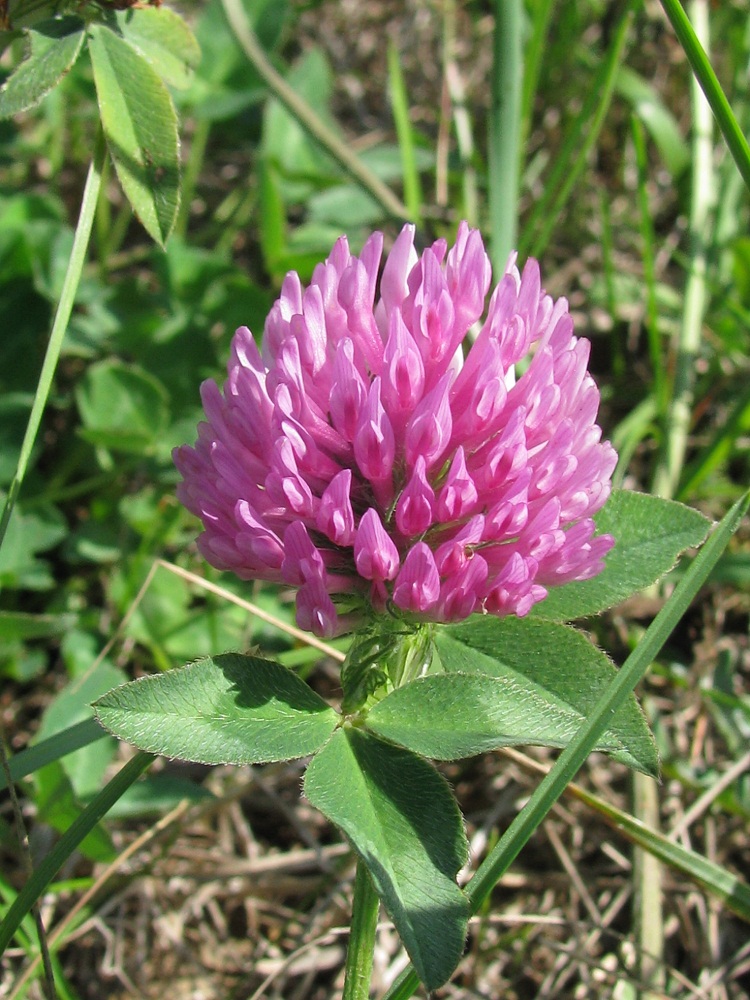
[381,491,750,1000]
[342,859,380,1000]
[0,127,106,564]
[488,0,522,275]
[220,0,409,224]
[660,0,750,195]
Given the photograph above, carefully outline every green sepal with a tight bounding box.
[340,622,435,713]
[340,628,390,713]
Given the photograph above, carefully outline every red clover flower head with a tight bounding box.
[174,223,617,637]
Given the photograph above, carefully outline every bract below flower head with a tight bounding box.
[174,223,617,637]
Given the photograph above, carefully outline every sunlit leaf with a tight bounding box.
[535,491,711,620]
[367,617,658,776]
[305,728,469,990]
[88,24,180,246]
[0,17,85,119]
[94,654,339,764]
[113,8,201,90]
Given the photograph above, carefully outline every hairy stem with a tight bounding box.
[342,859,380,1000]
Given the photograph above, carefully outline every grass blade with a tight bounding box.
[660,0,750,195]
[571,779,750,924]
[0,752,153,955]
[0,719,107,793]
[654,0,715,501]
[501,747,750,925]
[387,41,423,226]
[0,128,105,558]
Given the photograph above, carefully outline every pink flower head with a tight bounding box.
[174,223,616,636]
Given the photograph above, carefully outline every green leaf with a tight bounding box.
[0,609,76,641]
[75,359,169,454]
[261,47,338,196]
[0,501,67,590]
[0,17,85,119]
[0,719,106,792]
[113,8,201,90]
[35,762,115,862]
[369,673,578,758]
[94,653,339,765]
[536,490,711,620]
[304,728,469,991]
[88,24,180,246]
[37,658,124,799]
[426,617,657,776]
[307,185,382,228]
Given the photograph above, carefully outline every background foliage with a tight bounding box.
[1,0,749,997]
